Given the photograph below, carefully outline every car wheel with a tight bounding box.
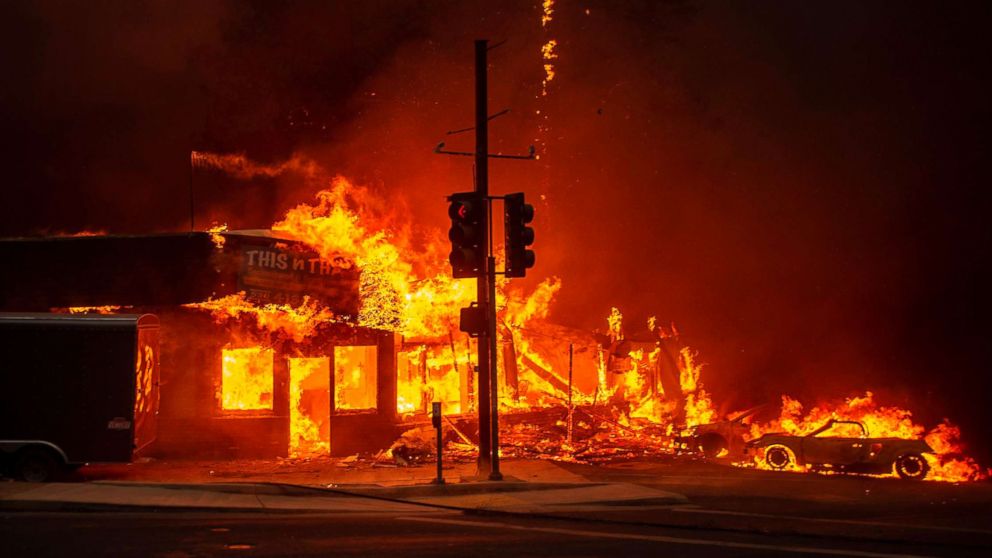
[14,447,60,483]
[894,453,929,480]
[765,445,792,470]
[698,434,728,458]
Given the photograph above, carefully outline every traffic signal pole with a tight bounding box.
[474,39,495,478]
[487,251,501,479]
[438,40,534,480]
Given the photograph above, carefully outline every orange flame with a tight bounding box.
[289,357,330,457]
[221,347,274,411]
[181,156,985,480]
[748,392,988,482]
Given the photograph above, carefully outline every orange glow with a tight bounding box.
[679,348,716,426]
[397,345,468,415]
[541,0,555,27]
[53,230,108,237]
[178,160,985,481]
[64,305,121,314]
[189,292,337,343]
[289,357,330,457]
[748,392,988,482]
[273,178,473,337]
[541,39,558,95]
[208,223,228,249]
[334,346,377,410]
[221,347,274,411]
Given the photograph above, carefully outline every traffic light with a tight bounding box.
[504,193,535,278]
[459,302,486,337]
[448,192,485,278]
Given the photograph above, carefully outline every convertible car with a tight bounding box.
[746,419,933,480]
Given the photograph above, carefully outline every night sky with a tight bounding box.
[2,1,990,461]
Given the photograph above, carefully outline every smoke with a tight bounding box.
[1,1,991,459]
[190,151,322,180]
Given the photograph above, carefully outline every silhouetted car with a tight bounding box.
[746,419,933,480]
[673,405,765,459]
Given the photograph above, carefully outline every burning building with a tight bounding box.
[0,174,986,483]
[0,228,399,458]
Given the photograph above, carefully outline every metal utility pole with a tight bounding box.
[437,39,535,480]
[473,39,495,478]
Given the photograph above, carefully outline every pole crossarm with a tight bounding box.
[435,142,536,160]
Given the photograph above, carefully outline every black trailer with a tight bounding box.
[0,313,159,481]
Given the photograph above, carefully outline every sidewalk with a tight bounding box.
[0,457,684,513]
[0,479,686,514]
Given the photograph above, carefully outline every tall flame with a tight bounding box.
[181,154,985,482]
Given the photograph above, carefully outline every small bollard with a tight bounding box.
[431,401,445,485]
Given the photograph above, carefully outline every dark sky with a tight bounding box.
[2,1,990,461]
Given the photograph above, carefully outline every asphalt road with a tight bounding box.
[555,459,992,532]
[0,509,978,558]
[3,457,990,556]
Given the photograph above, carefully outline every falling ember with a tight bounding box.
[541,0,554,27]
[221,347,274,411]
[207,223,228,249]
[541,39,558,96]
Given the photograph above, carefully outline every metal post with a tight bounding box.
[488,254,502,480]
[473,39,493,477]
[431,402,445,484]
[568,343,574,445]
[188,152,196,232]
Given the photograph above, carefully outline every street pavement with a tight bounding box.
[1,457,990,556]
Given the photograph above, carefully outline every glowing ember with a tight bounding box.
[541,39,558,95]
[63,305,121,314]
[208,223,228,249]
[541,0,554,27]
[221,347,274,411]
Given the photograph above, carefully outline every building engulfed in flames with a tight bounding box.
[0,176,986,483]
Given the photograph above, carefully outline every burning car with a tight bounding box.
[673,405,765,459]
[747,419,934,480]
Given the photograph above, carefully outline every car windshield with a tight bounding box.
[811,421,867,438]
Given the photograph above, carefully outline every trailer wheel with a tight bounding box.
[14,447,60,482]
[765,445,792,470]
[894,453,929,480]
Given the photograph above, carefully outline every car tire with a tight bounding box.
[14,447,60,483]
[894,453,929,480]
[698,434,728,458]
[765,445,792,470]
